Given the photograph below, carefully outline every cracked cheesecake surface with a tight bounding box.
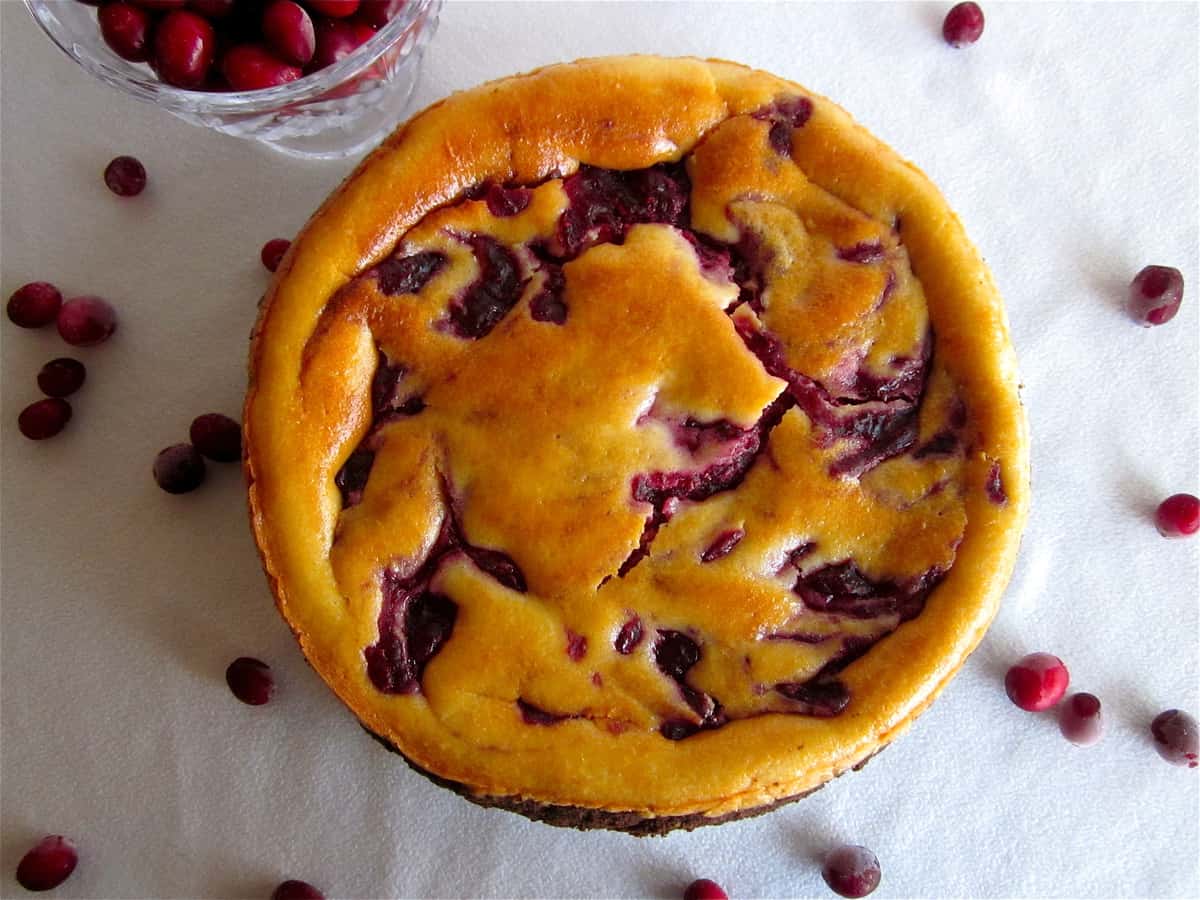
[244,55,1028,830]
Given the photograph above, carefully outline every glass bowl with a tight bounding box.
[25,0,443,159]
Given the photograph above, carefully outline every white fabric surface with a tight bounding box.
[2,2,1198,897]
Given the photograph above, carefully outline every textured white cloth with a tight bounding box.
[2,2,1197,897]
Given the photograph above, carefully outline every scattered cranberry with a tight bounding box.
[37,358,87,398]
[99,2,154,62]
[15,835,78,892]
[1005,652,1069,712]
[222,44,303,90]
[7,282,62,328]
[1150,709,1199,768]
[226,656,275,705]
[262,1,316,65]
[307,0,360,17]
[942,2,984,46]
[260,238,291,272]
[189,412,242,462]
[152,10,215,88]
[310,18,375,69]
[822,845,881,899]
[153,443,206,493]
[1154,493,1199,538]
[57,296,117,347]
[134,0,187,7]
[1058,692,1104,746]
[103,155,147,197]
[683,878,728,900]
[1128,265,1184,326]
[272,880,325,900]
[18,399,72,441]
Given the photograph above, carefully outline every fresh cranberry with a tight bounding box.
[15,835,78,892]
[37,358,87,398]
[1058,692,1104,746]
[18,399,72,441]
[1004,652,1069,711]
[272,880,325,900]
[103,155,147,197]
[262,1,316,65]
[683,878,728,900]
[261,238,292,272]
[942,2,985,46]
[188,0,235,16]
[189,412,241,462]
[1154,493,1199,538]
[7,282,62,328]
[152,10,215,88]
[226,656,275,705]
[1128,265,1184,326]
[222,44,302,90]
[309,18,375,70]
[822,845,881,898]
[153,443,206,493]
[133,0,187,7]
[57,296,117,347]
[1150,709,1199,768]
[307,0,360,17]
[99,2,155,62]
[355,0,405,26]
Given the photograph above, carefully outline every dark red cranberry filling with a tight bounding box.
[751,96,814,156]
[837,242,887,264]
[566,629,588,661]
[700,528,745,562]
[986,460,1007,505]
[555,163,689,258]
[445,236,526,339]
[614,616,644,654]
[529,264,567,324]
[477,182,533,217]
[794,560,944,621]
[775,679,850,716]
[373,249,446,296]
[518,698,570,725]
[335,447,375,507]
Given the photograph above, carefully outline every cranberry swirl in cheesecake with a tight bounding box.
[245,56,1028,833]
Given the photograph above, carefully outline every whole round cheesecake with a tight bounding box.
[244,55,1028,834]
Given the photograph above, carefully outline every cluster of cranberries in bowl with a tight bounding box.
[83,0,406,92]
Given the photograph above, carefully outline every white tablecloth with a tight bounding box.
[2,3,1197,897]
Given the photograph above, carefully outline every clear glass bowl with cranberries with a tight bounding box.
[24,0,442,159]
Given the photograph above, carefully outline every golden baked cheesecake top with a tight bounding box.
[244,55,1028,830]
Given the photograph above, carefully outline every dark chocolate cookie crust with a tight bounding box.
[361,722,881,835]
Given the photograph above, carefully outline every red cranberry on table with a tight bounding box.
[262,0,316,66]
[57,296,117,347]
[226,656,275,705]
[1150,709,1199,768]
[190,412,242,462]
[18,399,73,441]
[1004,652,1069,712]
[37,358,87,398]
[1154,494,1199,538]
[98,2,155,62]
[1128,265,1184,326]
[152,9,215,88]
[272,880,326,900]
[153,443,206,493]
[683,878,728,900]
[1058,692,1104,746]
[822,845,881,899]
[222,44,303,90]
[942,2,985,47]
[7,282,62,328]
[261,238,292,272]
[104,155,147,197]
[15,835,78,892]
